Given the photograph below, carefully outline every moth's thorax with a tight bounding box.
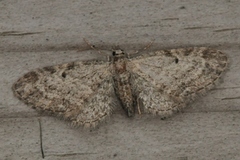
[112,49,128,73]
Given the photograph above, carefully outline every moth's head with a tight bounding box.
[112,49,125,58]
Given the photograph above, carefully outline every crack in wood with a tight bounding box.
[38,118,45,159]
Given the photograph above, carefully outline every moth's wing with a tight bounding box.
[128,47,228,117]
[12,60,117,127]
[130,72,182,118]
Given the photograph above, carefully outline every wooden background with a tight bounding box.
[1,0,240,159]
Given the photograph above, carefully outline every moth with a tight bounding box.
[12,43,228,127]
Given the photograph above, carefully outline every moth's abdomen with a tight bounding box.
[113,72,134,117]
[113,57,134,117]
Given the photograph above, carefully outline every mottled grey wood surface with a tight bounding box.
[1,0,240,159]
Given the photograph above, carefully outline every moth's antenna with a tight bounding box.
[112,45,121,50]
[83,38,103,55]
[128,40,155,57]
[83,38,112,62]
[135,41,154,54]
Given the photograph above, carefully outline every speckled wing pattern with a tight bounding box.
[12,60,117,127]
[128,47,227,118]
[12,47,228,127]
